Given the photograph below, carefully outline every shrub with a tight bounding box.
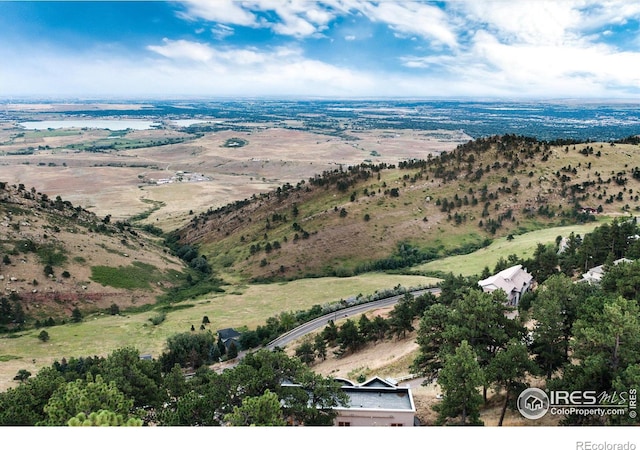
[149,312,166,326]
[71,307,82,323]
[38,330,50,342]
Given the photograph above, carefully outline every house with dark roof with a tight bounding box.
[332,376,416,427]
[478,264,533,307]
[217,328,241,352]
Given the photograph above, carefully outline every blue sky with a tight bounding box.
[1,1,640,99]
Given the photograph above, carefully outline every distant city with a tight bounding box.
[4,99,640,142]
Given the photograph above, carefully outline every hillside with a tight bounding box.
[175,135,640,282]
[0,182,186,327]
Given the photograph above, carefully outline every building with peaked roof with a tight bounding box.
[216,328,241,352]
[332,376,416,427]
[478,264,533,307]
[580,258,633,284]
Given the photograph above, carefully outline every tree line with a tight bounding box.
[410,219,640,426]
[0,345,348,427]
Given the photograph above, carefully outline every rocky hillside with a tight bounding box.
[174,134,640,282]
[0,182,185,328]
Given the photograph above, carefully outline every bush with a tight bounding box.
[158,331,217,371]
[109,303,120,316]
[71,307,82,323]
[149,312,166,326]
[13,369,31,382]
[38,330,50,342]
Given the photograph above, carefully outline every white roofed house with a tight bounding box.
[581,257,633,284]
[331,376,417,427]
[478,264,533,308]
[280,375,417,426]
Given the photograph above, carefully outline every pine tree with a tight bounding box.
[434,340,484,426]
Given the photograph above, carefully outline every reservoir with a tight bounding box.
[18,119,161,131]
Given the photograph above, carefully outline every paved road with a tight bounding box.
[265,287,441,350]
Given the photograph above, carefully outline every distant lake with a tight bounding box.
[18,119,161,131]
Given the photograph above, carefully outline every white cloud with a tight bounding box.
[452,29,640,97]
[179,0,340,38]
[576,1,640,29]
[269,11,319,37]
[358,1,459,47]
[457,0,640,47]
[4,1,640,99]
[147,38,215,62]
[178,0,257,26]
[0,39,378,98]
[211,24,234,40]
[458,1,583,46]
[397,0,640,97]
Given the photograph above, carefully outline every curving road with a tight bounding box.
[265,287,441,350]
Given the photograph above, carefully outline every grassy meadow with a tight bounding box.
[413,220,609,277]
[0,272,439,390]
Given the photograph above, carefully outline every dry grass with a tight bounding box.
[0,273,437,392]
[0,123,466,230]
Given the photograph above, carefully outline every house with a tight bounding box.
[581,258,633,284]
[332,376,417,427]
[478,264,533,307]
[217,328,241,352]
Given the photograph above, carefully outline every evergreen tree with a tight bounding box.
[486,339,538,426]
[336,319,364,355]
[227,341,239,360]
[321,320,339,346]
[40,374,134,426]
[313,333,327,361]
[67,409,143,426]
[434,341,484,426]
[100,347,165,409]
[529,274,577,378]
[412,303,451,384]
[224,389,286,426]
[445,289,524,401]
[551,296,640,425]
[0,367,66,425]
[387,293,415,339]
[295,340,316,365]
[38,330,50,342]
[71,307,82,323]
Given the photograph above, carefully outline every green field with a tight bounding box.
[90,262,166,290]
[0,273,439,388]
[413,220,608,277]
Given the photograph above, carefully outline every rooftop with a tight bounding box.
[334,376,415,412]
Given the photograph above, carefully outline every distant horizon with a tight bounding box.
[3,96,640,104]
[5,97,638,142]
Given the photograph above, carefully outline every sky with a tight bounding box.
[1,0,640,100]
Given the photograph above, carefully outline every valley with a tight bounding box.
[1,100,639,425]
